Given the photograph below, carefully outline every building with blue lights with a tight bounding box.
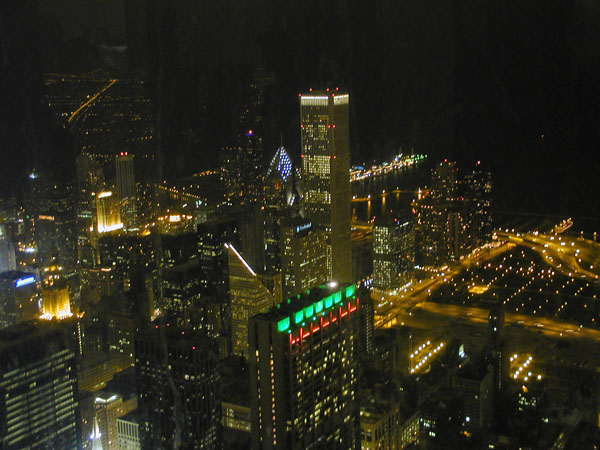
[0,271,39,328]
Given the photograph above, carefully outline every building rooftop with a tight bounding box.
[254,282,356,332]
[0,270,35,284]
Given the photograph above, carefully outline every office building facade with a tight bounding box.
[0,321,81,449]
[134,323,221,448]
[116,153,137,232]
[96,191,123,234]
[372,214,414,291]
[300,91,351,283]
[227,243,277,358]
[249,283,360,449]
[0,271,39,328]
[280,218,327,298]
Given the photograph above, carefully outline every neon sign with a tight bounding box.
[15,276,35,288]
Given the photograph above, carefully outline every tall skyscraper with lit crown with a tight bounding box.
[300,90,351,283]
[116,153,137,232]
[249,283,360,449]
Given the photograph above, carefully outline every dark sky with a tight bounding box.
[1,0,599,217]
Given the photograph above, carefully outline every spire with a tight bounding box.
[90,416,103,450]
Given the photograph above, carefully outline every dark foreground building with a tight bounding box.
[0,321,81,449]
[249,283,360,449]
[134,322,221,449]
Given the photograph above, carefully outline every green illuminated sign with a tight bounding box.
[345,285,356,298]
[277,285,357,332]
[304,304,314,318]
[333,291,342,304]
[277,317,290,332]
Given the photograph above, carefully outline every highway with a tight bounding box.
[496,231,600,280]
[374,229,600,342]
[68,78,118,123]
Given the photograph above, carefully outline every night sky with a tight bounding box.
[1,0,599,217]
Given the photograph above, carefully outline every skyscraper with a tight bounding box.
[41,265,72,319]
[0,321,81,449]
[0,271,39,328]
[372,214,415,291]
[134,322,221,448]
[116,153,137,232]
[417,160,462,267]
[227,243,278,358]
[300,90,351,283]
[0,222,16,273]
[464,167,492,250]
[279,217,327,298]
[92,391,127,450]
[249,283,361,449]
[263,146,303,274]
[96,191,123,234]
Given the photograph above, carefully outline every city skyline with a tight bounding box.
[1,2,600,449]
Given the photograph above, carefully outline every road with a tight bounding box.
[374,241,514,327]
[496,231,600,280]
[417,302,600,341]
[68,78,118,123]
[375,230,600,342]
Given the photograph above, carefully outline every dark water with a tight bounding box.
[351,165,428,222]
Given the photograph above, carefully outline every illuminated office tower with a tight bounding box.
[134,322,221,448]
[93,392,124,450]
[300,90,351,283]
[249,283,360,450]
[0,271,39,328]
[0,321,81,449]
[227,243,279,358]
[372,214,414,291]
[41,279,72,319]
[96,191,123,234]
[40,264,72,320]
[116,153,137,232]
[280,218,327,298]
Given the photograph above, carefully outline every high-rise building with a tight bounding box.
[41,265,72,319]
[76,154,105,235]
[357,284,374,355]
[134,322,221,448]
[0,271,39,328]
[372,214,414,291]
[221,69,272,206]
[93,392,124,450]
[116,153,137,232]
[117,413,141,450]
[464,168,492,250]
[0,321,81,449]
[452,362,493,430]
[249,283,361,449]
[418,161,462,267]
[279,217,327,298]
[263,146,303,274]
[488,302,506,392]
[0,222,16,273]
[300,90,351,283]
[227,243,278,358]
[96,191,123,234]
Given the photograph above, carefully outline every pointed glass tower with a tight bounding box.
[90,416,103,450]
